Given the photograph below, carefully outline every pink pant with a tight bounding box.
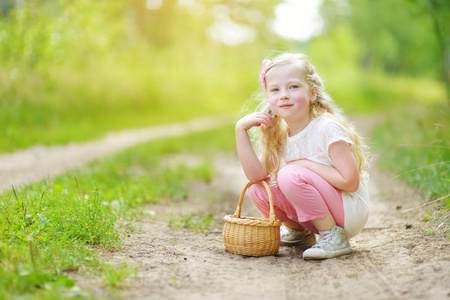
[247,164,344,234]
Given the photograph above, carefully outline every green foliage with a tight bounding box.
[320,0,446,78]
[1,185,120,249]
[307,24,447,113]
[0,0,287,153]
[0,185,113,299]
[102,261,138,291]
[0,0,125,68]
[422,212,431,222]
[0,48,249,152]
[372,103,449,200]
[168,210,215,233]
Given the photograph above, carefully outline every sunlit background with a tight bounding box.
[0,2,448,295]
[273,0,323,41]
[0,0,448,152]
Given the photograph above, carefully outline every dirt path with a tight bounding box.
[2,117,449,299]
[0,115,232,193]
[91,153,448,300]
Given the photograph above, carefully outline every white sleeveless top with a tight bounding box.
[284,117,369,239]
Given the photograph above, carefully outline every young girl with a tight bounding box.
[235,52,370,260]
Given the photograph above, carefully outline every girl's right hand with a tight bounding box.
[236,112,273,131]
[235,112,271,181]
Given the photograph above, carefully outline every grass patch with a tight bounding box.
[372,103,449,200]
[372,103,449,236]
[102,261,138,292]
[0,185,112,299]
[0,62,243,153]
[168,210,215,233]
[0,125,236,299]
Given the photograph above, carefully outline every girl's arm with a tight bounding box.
[293,141,360,192]
[235,112,272,182]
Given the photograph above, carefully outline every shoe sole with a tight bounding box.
[303,247,353,260]
[281,239,306,244]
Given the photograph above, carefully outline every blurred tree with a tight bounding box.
[319,0,449,101]
[0,0,291,134]
[0,0,127,68]
[128,0,283,48]
[0,0,286,70]
[423,0,449,101]
[0,0,13,15]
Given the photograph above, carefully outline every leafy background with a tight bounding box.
[0,0,448,298]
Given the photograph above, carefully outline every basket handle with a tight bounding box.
[234,181,277,221]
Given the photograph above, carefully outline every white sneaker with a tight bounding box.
[303,225,352,260]
[280,225,316,247]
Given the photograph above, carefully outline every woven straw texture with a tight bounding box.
[222,181,282,257]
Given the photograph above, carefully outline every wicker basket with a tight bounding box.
[222,181,282,257]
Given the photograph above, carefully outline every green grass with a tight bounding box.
[168,210,215,233]
[0,56,246,153]
[101,261,138,292]
[372,102,449,237]
[372,103,449,200]
[322,69,447,114]
[0,125,236,299]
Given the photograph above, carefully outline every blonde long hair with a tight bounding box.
[252,52,370,182]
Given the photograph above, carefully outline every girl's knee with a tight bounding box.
[278,165,312,190]
[247,182,269,204]
[248,182,289,221]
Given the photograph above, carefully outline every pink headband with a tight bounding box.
[260,59,272,89]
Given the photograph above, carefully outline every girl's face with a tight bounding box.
[265,63,316,133]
